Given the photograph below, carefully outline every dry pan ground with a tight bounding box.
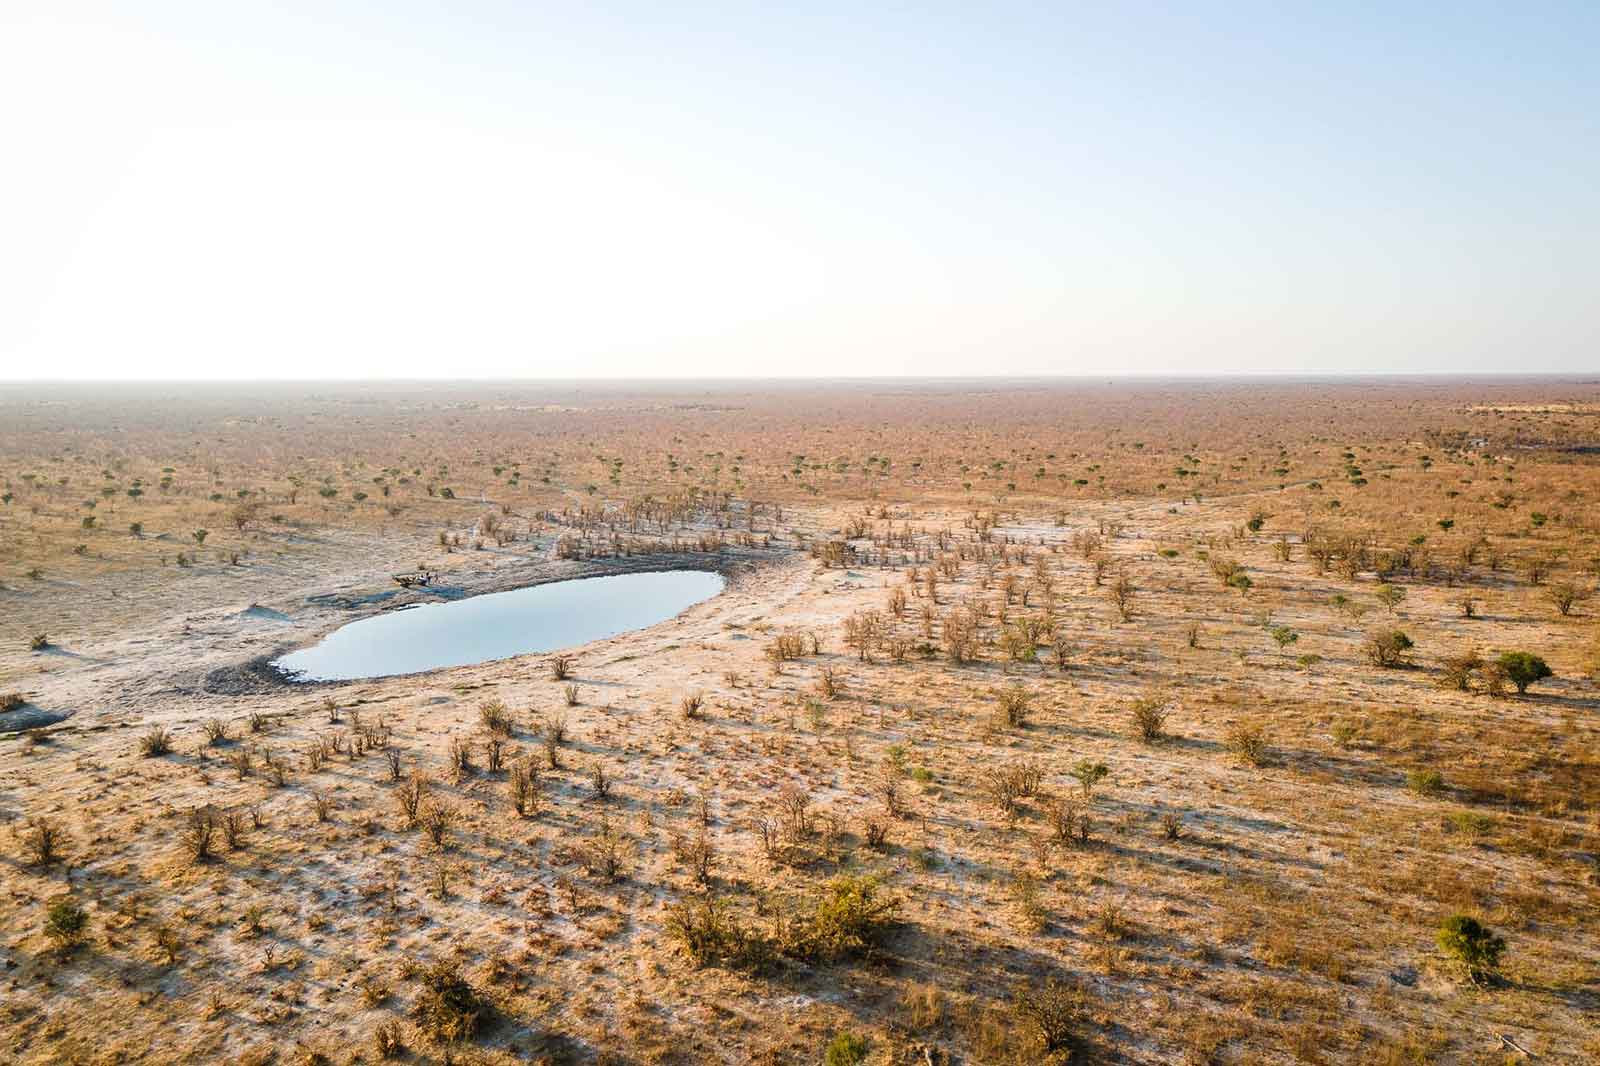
[1,380,1598,1066]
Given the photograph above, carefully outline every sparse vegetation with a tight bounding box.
[4,380,1598,1064]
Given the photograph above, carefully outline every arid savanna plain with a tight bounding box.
[1,378,1597,1065]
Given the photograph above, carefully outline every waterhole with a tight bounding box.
[271,569,724,681]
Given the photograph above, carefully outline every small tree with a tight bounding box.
[1438,649,1483,691]
[1495,652,1551,695]
[1267,624,1298,653]
[1543,581,1587,617]
[1375,583,1406,614]
[1013,977,1086,1056]
[1070,759,1108,799]
[1107,575,1135,622]
[1437,914,1504,984]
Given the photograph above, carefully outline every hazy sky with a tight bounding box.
[3,2,1596,380]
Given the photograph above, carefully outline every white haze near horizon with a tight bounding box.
[3,2,1597,381]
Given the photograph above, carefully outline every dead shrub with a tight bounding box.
[410,959,486,1044]
[1130,693,1171,743]
[420,801,459,847]
[1225,721,1269,767]
[397,772,429,827]
[139,726,173,757]
[994,683,1032,728]
[181,807,218,863]
[508,760,541,816]
[478,699,513,736]
[23,816,64,866]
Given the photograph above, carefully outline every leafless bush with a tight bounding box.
[674,825,715,882]
[181,807,217,863]
[1439,649,1484,691]
[139,726,173,757]
[764,630,807,665]
[777,784,813,841]
[397,772,429,827]
[1107,574,1135,620]
[448,736,473,779]
[995,683,1032,728]
[581,818,628,882]
[478,699,514,735]
[420,801,458,847]
[843,609,885,661]
[1225,721,1268,766]
[509,759,541,816]
[23,817,63,865]
[1049,797,1089,845]
[1130,693,1171,743]
[589,761,613,801]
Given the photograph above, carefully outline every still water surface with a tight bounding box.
[272,569,724,681]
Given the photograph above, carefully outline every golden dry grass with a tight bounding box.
[1,378,1598,1065]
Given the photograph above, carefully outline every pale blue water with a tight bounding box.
[272,569,724,681]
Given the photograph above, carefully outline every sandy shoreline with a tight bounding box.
[200,548,788,697]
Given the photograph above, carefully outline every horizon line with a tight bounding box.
[3,371,1599,387]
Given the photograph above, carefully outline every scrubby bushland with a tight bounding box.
[664,894,770,971]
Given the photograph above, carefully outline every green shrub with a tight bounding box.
[1129,694,1170,743]
[1495,652,1551,695]
[803,875,899,962]
[1437,914,1504,983]
[1406,768,1444,797]
[824,1032,869,1066]
[44,896,89,952]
